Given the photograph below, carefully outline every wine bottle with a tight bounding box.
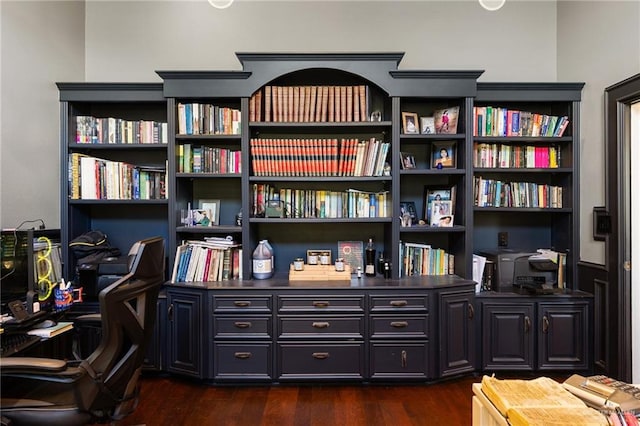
[365,238,376,277]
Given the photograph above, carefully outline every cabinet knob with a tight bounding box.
[234,352,252,359]
[313,301,330,308]
[390,300,408,307]
[234,321,252,328]
[312,322,330,329]
[312,352,330,360]
[390,321,409,328]
[401,350,407,368]
[234,301,251,307]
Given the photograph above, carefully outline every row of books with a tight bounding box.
[75,116,168,145]
[68,153,167,200]
[249,84,371,123]
[252,183,390,219]
[473,143,561,168]
[250,138,389,177]
[473,106,570,138]
[177,103,241,135]
[474,176,563,208]
[177,144,241,174]
[400,241,454,277]
[171,239,242,283]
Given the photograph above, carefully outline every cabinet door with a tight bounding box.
[166,290,204,378]
[143,296,166,372]
[481,302,535,371]
[537,302,589,370]
[438,289,476,377]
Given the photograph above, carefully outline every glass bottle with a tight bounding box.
[365,238,376,277]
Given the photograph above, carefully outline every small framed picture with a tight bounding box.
[433,106,460,134]
[423,185,456,224]
[420,116,435,134]
[199,199,220,226]
[431,141,457,169]
[400,151,416,169]
[430,201,454,227]
[401,112,419,134]
[399,201,418,225]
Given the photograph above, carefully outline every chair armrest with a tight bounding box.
[0,357,67,373]
[73,313,102,327]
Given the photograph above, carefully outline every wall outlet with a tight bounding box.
[498,232,508,247]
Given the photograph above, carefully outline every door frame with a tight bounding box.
[604,73,640,381]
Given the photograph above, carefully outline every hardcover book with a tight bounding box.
[337,240,363,274]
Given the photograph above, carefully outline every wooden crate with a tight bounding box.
[288,263,352,281]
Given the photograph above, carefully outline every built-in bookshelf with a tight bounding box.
[56,83,170,282]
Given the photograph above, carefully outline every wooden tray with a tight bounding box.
[288,264,352,281]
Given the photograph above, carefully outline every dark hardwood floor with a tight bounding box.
[118,374,481,426]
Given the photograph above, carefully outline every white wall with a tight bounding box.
[0,0,85,230]
[557,0,640,264]
[1,0,639,266]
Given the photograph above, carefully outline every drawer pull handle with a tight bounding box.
[401,350,407,368]
[542,316,549,333]
[234,352,252,359]
[468,304,475,320]
[313,301,330,308]
[390,300,408,307]
[391,321,409,328]
[234,322,252,328]
[312,322,330,329]
[312,352,330,360]
[524,316,531,333]
[234,301,251,307]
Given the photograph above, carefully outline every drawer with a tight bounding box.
[370,315,429,339]
[278,295,364,314]
[278,316,364,339]
[369,295,429,313]
[213,316,272,339]
[277,342,364,380]
[369,342,430,380]
[213,343,272,381]
[212,295,272,313]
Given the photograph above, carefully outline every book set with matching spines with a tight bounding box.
[249,84,371,123]
[250,137,389,177]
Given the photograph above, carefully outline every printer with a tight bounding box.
[481,249,558,293]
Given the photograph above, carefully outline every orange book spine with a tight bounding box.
[309,86,317,123]
[359,85,367,121]
[293,86,300,123]
[346,86,353,122]
[328,86,335,123]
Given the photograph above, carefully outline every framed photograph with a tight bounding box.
[199,199,220,226]
[431,141,457,169]
[423,185,456,224]
[433,106,460,134]
[420,116,435,134]
[430,201,454,227]
[399,201,418,225]
[401,112,419,134]
[400,151,416,169]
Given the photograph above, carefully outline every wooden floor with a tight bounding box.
[118,374,481,426]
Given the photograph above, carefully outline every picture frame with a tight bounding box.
[399,201,418,226]
[431,141,457,169]
[401,112,419,134]
[420,116,435,134]
[423,185,456,224]
[400,151,416,169]
[433,106,460,134]
[199,199,220,226]
[430,200,453,227]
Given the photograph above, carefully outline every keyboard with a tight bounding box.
[0,332,41,357]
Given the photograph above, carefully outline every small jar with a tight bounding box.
[356,266,362,279]
[335,258,345,272]
[308,254,318,265]
[293,258,304,271]
[320,254,330,265]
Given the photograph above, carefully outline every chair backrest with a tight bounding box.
[75,237,164,420]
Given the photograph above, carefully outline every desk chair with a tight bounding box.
[0,236,164,426]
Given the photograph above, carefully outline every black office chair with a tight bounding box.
[0,237,164,426]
